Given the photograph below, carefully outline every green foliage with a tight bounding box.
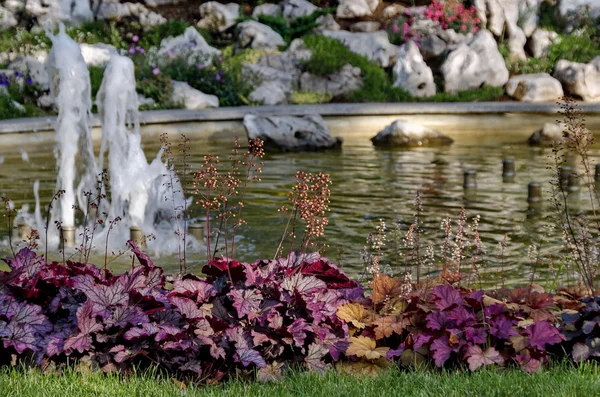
[291,90,333,104]
[302,35,411,102]
[257,8,334,44]
[66,21,128,49]
[0,95,27,120]
[133,57,177,109]
[88,66,105,99]
[501,29,600,75]
[538,1,559,32]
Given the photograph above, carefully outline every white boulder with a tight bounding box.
[157,27,220,65]
[252,3,281,18]
[197,2,240,33]
[26,0,93,25]
[97,2,166,29]
[337,0,380,19]
[0,6,18,31]
[282,0,318,19]
[9,56,49,90]
[528,29,560,59]
[371,120,453,147]
[79,43,116,67]
[393,41,436,98]
[322,30,397,68]
[242,64,293,105]
[299,64,363,97]
[506,73,564,102]
[171,81,219,109]
[554,57,600,101]
[441,30,508,92]
[236,21,286,51]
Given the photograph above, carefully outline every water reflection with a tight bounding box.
[1,133,599,287]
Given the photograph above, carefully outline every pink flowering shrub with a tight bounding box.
[388,1,482,45]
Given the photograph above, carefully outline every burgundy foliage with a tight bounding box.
[0,246,356,380]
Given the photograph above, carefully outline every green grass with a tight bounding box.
[1,363,599,396]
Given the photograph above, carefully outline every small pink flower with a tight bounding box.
[473,27,479,33]
[461,24,467,31]
[197,63,205,69]
[152,68,160,75]
[128,47,135,55]
[133,35,139,43]
[167,50,173,57]
[405,8,411,15]
[392,24,399,33]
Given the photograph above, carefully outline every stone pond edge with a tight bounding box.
[3,102,600,135]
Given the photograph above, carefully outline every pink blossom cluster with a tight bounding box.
[423,0,481,34]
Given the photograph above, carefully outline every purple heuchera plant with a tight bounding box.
[0,246,357,380]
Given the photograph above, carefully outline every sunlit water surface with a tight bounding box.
[1,131,599,288]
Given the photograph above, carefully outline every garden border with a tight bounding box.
[3,102,600,135]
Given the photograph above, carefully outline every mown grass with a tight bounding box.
[1,362,599,397]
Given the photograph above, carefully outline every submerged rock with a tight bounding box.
[371,120,453,147]
[554,57,600,101]
[243,114,343,152]
[171,81,219,109]
[506,73,563,102]
[528,122,565,146]
[393,41,436,98]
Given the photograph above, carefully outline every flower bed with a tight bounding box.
[0,245,598,383]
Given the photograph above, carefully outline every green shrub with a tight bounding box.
[0,95,27,120]
[88,66,105,99]
[302,35,411,102]
[257,8,334,44]
[133,56,177,108]
[291,90,333,104]
[138,20,191,50]
[425,85,505,102]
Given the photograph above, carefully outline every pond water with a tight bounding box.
[1,126,598,287]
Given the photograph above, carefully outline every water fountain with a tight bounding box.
[14,24,189,256]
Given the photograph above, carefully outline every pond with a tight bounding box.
[1,117,599,287]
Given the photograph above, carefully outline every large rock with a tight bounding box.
[0,6,17,31]
[393,41,436,97]
[25,0,93,25]
[171,81,219,109]
[243,114,343,152]
[252,3,281,18]
[337,0,380,19]
[300,64,362,97]
[350,21,381,32]
[157,26,220,65]
[256,39,312,84]
[441,30,508,92]
[557,0,600,28]
[382,4,405,19]
[528,122,566,146]
[528,29,559,59]
[236,21,286,51]
[554,57,600,101]
[98,2,166,29]
[419,35,447,60]
[322,30,397,68]
[506,73,564,102]
[371,120,453,147]
[314,14,341,32]
[79,43,116,67]
[242,64,293,105]
[476,0,539,60]
[282,0,318,19]
[197,2,240,33]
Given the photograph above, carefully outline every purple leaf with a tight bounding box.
[448,306,476,327]
[430,336,454,367]
[489,316,518,340]
[128,242,155,268]
[243,262,259,287]
[226,327,250,349]
[387,346,405,359]
[1,322,37,353]
[73,275,129,312]
[426,311,452,331]
[572,342,590,362]
[172,279,215,303]
[582,317,600,334]
[282,274,326,295]
[236,348,266,368]
[229,289,262,320]
[75,300,103,335]
[465,345,504,371]
[288,318,311,347]
[4,248,44,277]
[124,323,159,341]
[432,284,463,310]
[305,343,330,373]
[524,321,565,350]
[465,326,488,344]
[413,333,433,350]
[170,296,205,320]
[106,306,148,328]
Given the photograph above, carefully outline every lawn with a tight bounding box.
[0,363,598,397]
